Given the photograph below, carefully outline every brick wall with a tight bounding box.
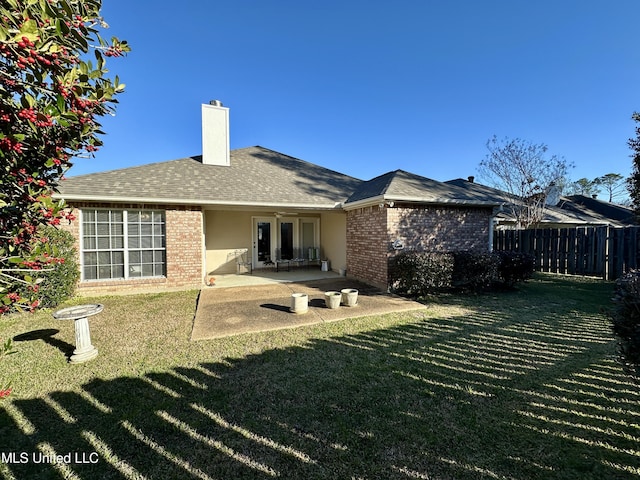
[346,206,389,289]
[387,204,492,253]
[62,202,203,294]
[346,204,493,289]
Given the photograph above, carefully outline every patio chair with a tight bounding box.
[291,248,308,269]
[235,249,252,274]
[274,248,290,272]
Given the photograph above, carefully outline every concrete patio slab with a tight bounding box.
[191,278,427,340]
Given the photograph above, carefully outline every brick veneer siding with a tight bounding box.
[61,202,203,294]
[346,207,389,289]
[346,204,493,289]
[387,205,492,253]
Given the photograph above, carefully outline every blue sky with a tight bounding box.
[70,0,640,189]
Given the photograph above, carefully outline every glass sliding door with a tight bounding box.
[280,221,294,260]
[253,218,275,268]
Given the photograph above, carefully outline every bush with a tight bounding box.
[390,250,534,298]
[16,226,80,309]
[495,251,535,286]
[610,270,640,380]
[451,251,500,292]
[390,252,454,297]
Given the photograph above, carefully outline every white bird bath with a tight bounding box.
[53,304,103,363]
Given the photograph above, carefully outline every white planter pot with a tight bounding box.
[290,293,309,314]
[341,288,358,307]
[324,291,341,309]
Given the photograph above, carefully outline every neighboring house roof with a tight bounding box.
[557,195,636,226]
[57,146,363,209]
[344,170,501,209]
[446,178,636,227]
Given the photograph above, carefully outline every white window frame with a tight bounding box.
[80,208,166,282]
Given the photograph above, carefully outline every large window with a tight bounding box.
[81,209,166,281]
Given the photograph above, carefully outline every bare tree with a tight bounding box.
[479,136,573,228]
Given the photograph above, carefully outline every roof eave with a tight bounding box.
[53,193,343,210]
[342,194,500,210]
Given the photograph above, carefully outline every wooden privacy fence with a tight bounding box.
[493,226,640,281]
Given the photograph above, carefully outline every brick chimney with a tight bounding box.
[201,100,230,166]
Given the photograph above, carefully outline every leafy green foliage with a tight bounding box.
[451,251,500,291]
[12,225,79,309]
[390,252,454,297]
[494,251,535,286]
[627,112,640,215]
[0,0,128,314]
[391,250,535,297]
[610,270,640,380]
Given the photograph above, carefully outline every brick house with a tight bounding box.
[56,102,500,293]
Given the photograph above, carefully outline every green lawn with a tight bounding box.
[1,274,638,479]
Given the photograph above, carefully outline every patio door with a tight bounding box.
[253,218,275,268]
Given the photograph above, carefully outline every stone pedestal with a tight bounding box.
[53,304,103,363]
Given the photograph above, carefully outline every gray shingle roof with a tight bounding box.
[346,170,501,206]
[446,178,636,226]
[58,146,363,208]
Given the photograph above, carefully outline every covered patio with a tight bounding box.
[207,267,343,288]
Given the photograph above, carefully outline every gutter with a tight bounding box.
[342,194,501,211]
[52,193,343,210]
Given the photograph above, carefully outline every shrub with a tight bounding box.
[390,252,454,297]
[451,251,500,292]
[610,270,640,380]
[495,251,535,286]
[16,226,80,310]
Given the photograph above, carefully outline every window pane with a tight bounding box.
[83,210,95,222]
[97,237,110,249]
[84,222,96,235]
[129,251,141,263]
[97,223,110,235]
[83,265,97,280]
[83,252,97,266]
[141,236,152,248]
[112,251,124,265]
[98,265,111,279]
[111,211,123,223]
[98,251,111,265]
[97,211,109,222]
[112,264,124,279]
[83,237,96,250]
[142,264,153,276]
[128,211,140,223]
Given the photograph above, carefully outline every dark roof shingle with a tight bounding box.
[58,146,363,208]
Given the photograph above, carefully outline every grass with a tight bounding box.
[0,274,638,479]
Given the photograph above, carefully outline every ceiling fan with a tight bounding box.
[274,211,298,218]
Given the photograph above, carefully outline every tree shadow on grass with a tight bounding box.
[13,329,75,359]
[1,299,638,479]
